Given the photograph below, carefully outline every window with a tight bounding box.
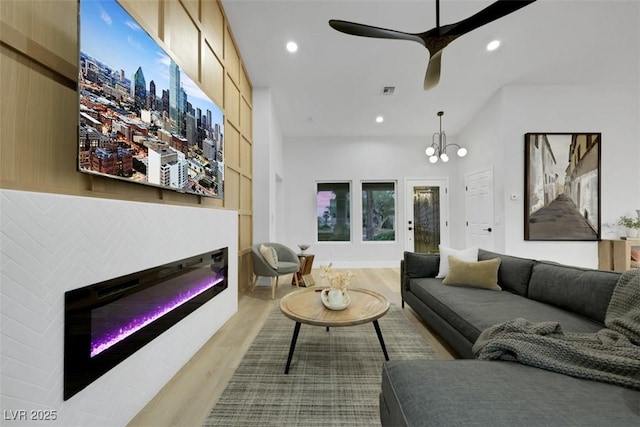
[317,182,351,241]
[362,182,396,241]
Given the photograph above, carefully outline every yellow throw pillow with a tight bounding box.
[259,244,278,269]
[442,256,502,291]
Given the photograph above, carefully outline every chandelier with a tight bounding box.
[425,111,467,163]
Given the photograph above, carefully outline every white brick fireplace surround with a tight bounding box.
[0,189,238,426]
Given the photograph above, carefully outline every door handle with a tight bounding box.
[483,227,492,232]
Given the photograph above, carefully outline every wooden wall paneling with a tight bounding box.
[224,74,240,126]
[240,214,251,256]
[240,214,253,253]
[240,136,252,177]
[0,46,79,193]
[0,47,18,184]
[238,248,253,291]
[88,174,164,202]
[201,195,224,209]
[181,0,200,22]
[223,27,240,85]
[160,188,200,205]
[240,214,253,250]
[240,175,252,213]
[240,97,252,141]
[0,0,77,66]
[225,123,240,170]
[225,168,241,210]
[119,0,160,39]
[202,41,224,115]
[164,0,199,82]
[0,21,76,84]
[241,67,253,104]
[202,0,224,59]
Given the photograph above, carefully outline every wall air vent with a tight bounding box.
[380,86,395,95]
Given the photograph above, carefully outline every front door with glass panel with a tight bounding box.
[405,179,449,253]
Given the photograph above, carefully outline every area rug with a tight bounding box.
[203,304,437,426]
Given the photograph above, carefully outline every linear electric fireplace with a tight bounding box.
[64,248,228,400]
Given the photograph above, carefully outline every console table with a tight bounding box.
[598,239,640,271]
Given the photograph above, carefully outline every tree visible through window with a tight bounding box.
[317,182,351,241]
[362,182,395,241]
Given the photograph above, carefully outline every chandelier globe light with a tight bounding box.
[425,111,467,163]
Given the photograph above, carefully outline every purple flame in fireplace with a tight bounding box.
[90,269,224,358]
[64,248,228,401]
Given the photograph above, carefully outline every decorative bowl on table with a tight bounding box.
[321,288,351,311]
[298,244,310,255]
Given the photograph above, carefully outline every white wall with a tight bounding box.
[253,90,467,267]
[254,84,639,269]
[253,89,288,285]
[458,84,640,268]
[456,91,506,252]
[253,88,284,243]
[281,136,463,267]
[0,190,238,426]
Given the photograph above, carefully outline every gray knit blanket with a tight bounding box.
[473,270,640,390]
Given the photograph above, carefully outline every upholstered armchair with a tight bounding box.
[251,243,300,299]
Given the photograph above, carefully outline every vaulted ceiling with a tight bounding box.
[222,0,639,138]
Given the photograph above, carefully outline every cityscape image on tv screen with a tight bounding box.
[78,0,224,198]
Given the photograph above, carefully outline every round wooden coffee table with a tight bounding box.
[279,287,390,373]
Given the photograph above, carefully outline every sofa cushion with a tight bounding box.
[478,249,535,296]
[442,256,501,291]
[409,277,603,344]
[380,360,640,427]
[404,251,439,278]
[528,262,620,323]
[436,245,478,278]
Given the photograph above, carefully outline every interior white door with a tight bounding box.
[405,179,449,253]
[465,168,494,249]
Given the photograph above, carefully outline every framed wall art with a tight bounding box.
[524,133,601,241]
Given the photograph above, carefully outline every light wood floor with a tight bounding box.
[127,268,456,427]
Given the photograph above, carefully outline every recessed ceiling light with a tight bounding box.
[376,116,384,123]
[486,40,500,51]
[286,41,298,53]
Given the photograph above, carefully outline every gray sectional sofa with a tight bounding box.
[379,249,640,426]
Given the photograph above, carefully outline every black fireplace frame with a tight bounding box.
[64,247,228,400]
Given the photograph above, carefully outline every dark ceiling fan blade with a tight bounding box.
[329,0,538,91]
[424,50,442,90]
[444,0,537,37]
[329,20,425,46]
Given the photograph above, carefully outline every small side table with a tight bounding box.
[293,254,315,286]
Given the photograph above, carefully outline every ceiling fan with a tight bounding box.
[329,0,537,90]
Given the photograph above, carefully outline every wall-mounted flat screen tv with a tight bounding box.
[78,0,224,198]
